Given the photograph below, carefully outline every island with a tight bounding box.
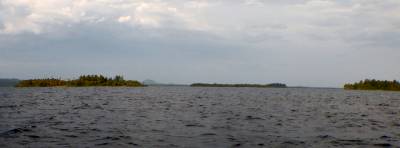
[344,79,400,91]
[190,83,287,88]
[16,75,144,87]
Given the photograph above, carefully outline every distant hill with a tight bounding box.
[0,79,20,87]
[142,79,159,85]
[142,79,188,86]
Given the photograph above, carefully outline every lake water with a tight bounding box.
[0,87,399,147]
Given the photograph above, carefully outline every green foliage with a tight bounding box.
[16,75,144,87]
[190,83,287,88]
[16,78,66,87]
[344,79,400,91]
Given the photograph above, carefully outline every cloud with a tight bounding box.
[2,0,397,43]
[0,0,211,34]
[1,0,400,87]
[118,16,131,23]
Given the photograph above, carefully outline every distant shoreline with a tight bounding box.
[0,79,20,87]
[190,83,287,88]
[2,77,398,91]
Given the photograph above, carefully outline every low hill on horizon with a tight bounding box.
[143,79,188,86]
[0,79,20,87]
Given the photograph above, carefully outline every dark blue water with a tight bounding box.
[1,87,399,147]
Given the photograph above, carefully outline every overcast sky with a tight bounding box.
[1,0,399,87]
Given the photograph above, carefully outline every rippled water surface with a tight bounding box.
[1,87,400,147]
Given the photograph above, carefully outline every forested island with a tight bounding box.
[190,83,287,88]
[16,75,144,87]
[344,79,400,91]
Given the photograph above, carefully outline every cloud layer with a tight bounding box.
[1,0,400,87]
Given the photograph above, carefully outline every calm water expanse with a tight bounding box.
[0,87,399,147]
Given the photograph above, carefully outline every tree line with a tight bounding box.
[16,75,144,87]
[344,79,400,91]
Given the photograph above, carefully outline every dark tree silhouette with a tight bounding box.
[344,79,400,91]
[16,75,144,87]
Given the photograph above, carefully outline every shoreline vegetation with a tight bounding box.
[16,75,144,87]
[9,76,400,91]
[344,79,400,91]
[190,83,287,88]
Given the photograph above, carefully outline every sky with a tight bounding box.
[1,0,400,87]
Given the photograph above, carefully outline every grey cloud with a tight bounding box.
[1,0,400,87]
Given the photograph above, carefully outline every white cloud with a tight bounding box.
[0,0,399,47]
[118,16,131,23]
[0,0,212,33]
